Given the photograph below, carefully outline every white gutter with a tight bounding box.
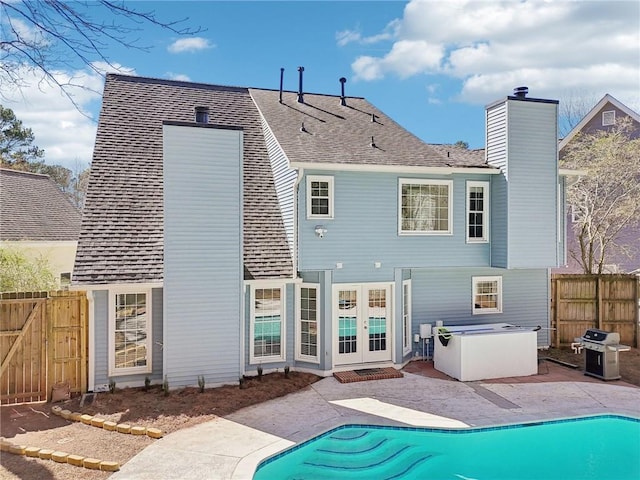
[69,282,163,291]
[292,167,304,279]
[289,162,500,175]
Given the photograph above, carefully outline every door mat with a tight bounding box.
[333,367,404,384]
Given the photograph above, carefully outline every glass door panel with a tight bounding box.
[364,287,391,362]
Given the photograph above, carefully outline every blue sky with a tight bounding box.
[3,1,639,170]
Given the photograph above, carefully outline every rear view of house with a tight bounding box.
[74,74,565,390]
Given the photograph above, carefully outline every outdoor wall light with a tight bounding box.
[315,225,327,238]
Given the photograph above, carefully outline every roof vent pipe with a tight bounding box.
[279,68,284,104]
[513,86,528,98]
[339,77,347,106]
[297,66,304,103]
[194,106,209,123]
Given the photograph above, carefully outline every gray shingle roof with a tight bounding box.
[0,168,81,241]
[75,74,494,285]
[73,74,293,285]
[249,89,492,169]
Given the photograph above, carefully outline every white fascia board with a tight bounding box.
[69,282,163,291]
[289,161,500,175]
[559,168,588,176]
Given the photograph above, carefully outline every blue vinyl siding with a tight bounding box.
[93,290,108,388]
[298,171,492,279]
[486,98,559,269]
[490,175,508,267]
[410,268,551,347]
[163,124,243,388]
[506,101,558,268]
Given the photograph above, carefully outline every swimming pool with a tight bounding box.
[253,415,640,480]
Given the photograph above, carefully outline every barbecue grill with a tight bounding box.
[574,329,630,381]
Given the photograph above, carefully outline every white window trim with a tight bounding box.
[402,280,412,356]
[472,276,503,315]
[108,287,153,377]
[306,175,334,219]
[295,283,320,364]
[466,181,490,243]
[398,178,453,235]
[602,110,615,126]
[250,282,286,364]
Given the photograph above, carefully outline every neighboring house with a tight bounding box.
[73,74,565,391]
[0,168,82,288]
[558,94,640,274]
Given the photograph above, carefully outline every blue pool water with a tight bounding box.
[253,415,640,480]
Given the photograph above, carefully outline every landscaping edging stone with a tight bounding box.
[0,438,120,472]
[50,404,163,439]
[0,405,166,473]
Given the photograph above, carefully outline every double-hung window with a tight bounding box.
[399,179,452,234]
[307,175,334,219]
[296,284,319,363]
[250,284,285,363]
[466,181,489,242]
[472,276,502,315]
[109,289,152,376]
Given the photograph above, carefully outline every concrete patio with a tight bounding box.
[110,360,640,480]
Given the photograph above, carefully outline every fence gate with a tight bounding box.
[0,291,88,405]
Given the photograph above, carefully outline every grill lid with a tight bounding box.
[582,329,620,345]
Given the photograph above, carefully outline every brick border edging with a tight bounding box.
[0,438,119,472]
[51,405,163,439]
[0,407,165,473]
[333,367,404,384]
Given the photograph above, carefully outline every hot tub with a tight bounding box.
[433,323,538,381]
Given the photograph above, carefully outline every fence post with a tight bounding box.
[596,276,603,330]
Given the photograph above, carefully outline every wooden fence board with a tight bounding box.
[0,291,88,405]
[551,274,639,348]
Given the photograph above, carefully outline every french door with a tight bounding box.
[333,284,392,366]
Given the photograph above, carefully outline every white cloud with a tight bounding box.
[3,62,136,171]
[167,37,214,53]
[166,72,191,82]
[350,0,640,108]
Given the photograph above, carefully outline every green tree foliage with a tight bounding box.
[0,246,57,292]
[0,104,43,164]
[562,117,640,274]
[453,140,469,149]
[1,104,89,207]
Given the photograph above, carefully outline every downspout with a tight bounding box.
[87,290,95,391]
[292,168,304,279]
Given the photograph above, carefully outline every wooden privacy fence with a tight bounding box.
[0,290,88,405]
[551,274,639,348]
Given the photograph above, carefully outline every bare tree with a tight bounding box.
[1,1,202,108]
[562,117,640,274]
[558,90,599,139]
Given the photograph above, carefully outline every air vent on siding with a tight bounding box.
[194,106,209,123]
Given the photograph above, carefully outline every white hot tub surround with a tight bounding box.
[433,323,538,382]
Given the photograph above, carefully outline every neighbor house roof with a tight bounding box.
[249,88,492,171]
[0,168,81,241]
[559,94,640,150]
[73,74,293,285]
